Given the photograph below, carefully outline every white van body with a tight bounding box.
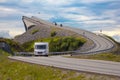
[34,42,49,56]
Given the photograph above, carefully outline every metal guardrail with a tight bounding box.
[14,46,114,56]
[14,43,114,57]
[14,51,75,56]
[14,52,34,56]
[72,45,114,55]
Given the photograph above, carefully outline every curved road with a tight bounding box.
[63,27,114,54]
[23,16,115,54]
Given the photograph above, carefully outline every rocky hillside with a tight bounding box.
[14,17,83,44]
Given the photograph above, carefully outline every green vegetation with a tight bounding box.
[0,50,118,80]
[31,29,39,34]
[0,38,24,52]
[22,37,86,52]
[50,31,57,37]
[69,53,120,62]
[49,37,86,52]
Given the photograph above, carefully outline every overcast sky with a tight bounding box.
[0,0,120,42]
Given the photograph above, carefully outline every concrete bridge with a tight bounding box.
[22,16,115,54]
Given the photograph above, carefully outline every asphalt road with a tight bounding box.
[9,56,120,77]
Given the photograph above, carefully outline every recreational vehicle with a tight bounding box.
[34,42,49,56]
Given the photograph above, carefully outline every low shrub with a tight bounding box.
[0,38,24,53]
[51,31,56,37]
[31,29,39,34]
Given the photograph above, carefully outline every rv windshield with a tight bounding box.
[36,45,46,49]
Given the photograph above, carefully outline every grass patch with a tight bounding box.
[0,50,119,80]
[69,53,120,62]
[31,29,39,35]
[51,31,56,37]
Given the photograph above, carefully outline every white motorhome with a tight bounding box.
[34,42,49,56]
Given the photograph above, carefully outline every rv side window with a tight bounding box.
[36,45,46,49]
